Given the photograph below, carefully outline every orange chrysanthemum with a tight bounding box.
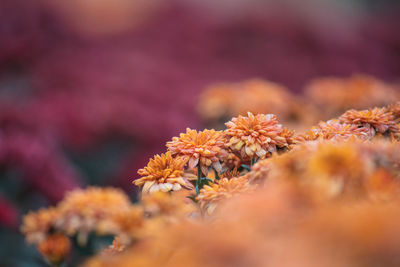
[198,79,300,123]
[55,187,132,242]
[38,233,71,266]
[135,152,192,193]
[387,101,400,120]
[305,74,397,115]
[279,127,298,149]
[339,107,399,134]
[225,112,287,160]
[298,119,374,142]
[166,128,228,175]
[196,176,255,215]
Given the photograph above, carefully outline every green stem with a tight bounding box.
[214,169,220,180]
[241,164,251,171]
[250,158,257,167]
[196,164,202,195]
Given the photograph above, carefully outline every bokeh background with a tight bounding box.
[0,0,400,265]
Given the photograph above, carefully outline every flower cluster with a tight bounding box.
[199,76,400,133]
[22,101,400,267]
[305,74,398,117]
[21,188,136,244]
[133,112,293,198]
[6,0,400,263]
[21,186,197,265]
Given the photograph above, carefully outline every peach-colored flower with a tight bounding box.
[279,127,298,149]
[339,107,398,134]
[225,112,287,160]
[305,74,397,115]
[318,120,374,140]
[55,187,132,243]
[387,101,400,121]
[196,176,255,215]
[135,152,192,193]
[298,119,374,142]
[166,128,228,175]
[198,79,313,129]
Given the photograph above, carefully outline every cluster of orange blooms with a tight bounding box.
[21,79,400,266]
[198,75,399,130]
[21,187,196,266]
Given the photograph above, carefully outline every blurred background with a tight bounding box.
[0,0,399,265]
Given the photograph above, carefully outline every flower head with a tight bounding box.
[135,152,192,193]
[225,112,287,160]
[305,75,396,115]
[279,127,298,149]
[166,128,228,175]
[339,107,398,134]
[306,143,365,181]
[196,176,255,215]
[387,102,400,120]
[198,79,310,127]
[298,119,374,142]
[55,187,132,241]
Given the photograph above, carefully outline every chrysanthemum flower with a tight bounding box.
[339,107,399,134]
[305,75,397,116]
[196,176,255,215]
[387,101,400,120]
[135,152,192,193]
[198,79,313,128]
[38,233,71,266]
[306,143,365,181]
[279,127,298,149]
[166,128,228,175]
[55,187,132,243]
[318,120,374,140]
[298,119,374,142]
[224,112,287,160]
